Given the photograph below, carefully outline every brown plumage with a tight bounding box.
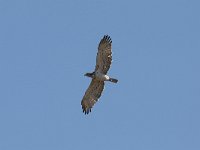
[81,35,117,114]
[81,79,104,114]
[95,35,112,74]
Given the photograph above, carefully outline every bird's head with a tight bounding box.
[84,72,95,78]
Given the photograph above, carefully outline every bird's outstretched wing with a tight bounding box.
[81,79,104,114]
[95,35,112,74]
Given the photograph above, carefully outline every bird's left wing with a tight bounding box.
[95,35,112,74]
[81,79,104,114]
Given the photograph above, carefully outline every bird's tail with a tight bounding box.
[109,78,118,83]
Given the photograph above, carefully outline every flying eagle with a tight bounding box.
[81,35,118,114]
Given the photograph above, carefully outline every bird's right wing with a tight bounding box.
[81,79,104,114]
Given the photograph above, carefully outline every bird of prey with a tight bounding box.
[81,35,118,114]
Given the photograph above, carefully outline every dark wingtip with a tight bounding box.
[102,35,112,44]
[82,107,92,115]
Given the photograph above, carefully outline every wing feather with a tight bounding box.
[81,79,104,114]
[95,35,112,74]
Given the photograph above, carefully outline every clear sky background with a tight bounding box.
[0,0,200,150]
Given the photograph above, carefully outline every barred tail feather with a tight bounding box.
[109,78,118,83]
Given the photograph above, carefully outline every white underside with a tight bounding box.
[95,70,110,81]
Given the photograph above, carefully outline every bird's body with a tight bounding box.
[95,70,110,81]
[81,35,118,114]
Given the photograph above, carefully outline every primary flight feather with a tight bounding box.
[81,35,118,114]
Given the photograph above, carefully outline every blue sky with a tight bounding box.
[0,0,200,149]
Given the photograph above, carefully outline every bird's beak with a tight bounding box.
[84,72,94,78]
